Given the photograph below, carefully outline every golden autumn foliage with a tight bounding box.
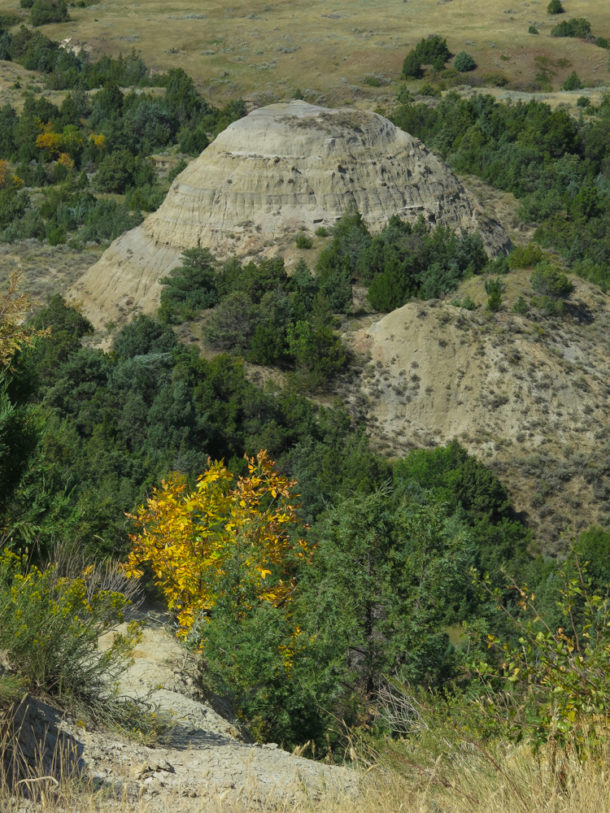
[0,161,23,190]
[88,132,107,151]
[124,451,313,636]
[0,272,48,373]
[36,125,83,159]
[57,152,75,170]
[0,160,9,189]
[35,127,63,158]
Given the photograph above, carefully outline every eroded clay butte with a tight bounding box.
[69,101,509,328]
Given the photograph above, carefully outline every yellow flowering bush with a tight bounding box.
[0,550,140,702]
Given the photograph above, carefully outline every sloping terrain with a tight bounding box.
[344,271,609,554]
[33,0,610,105]
[11,615,357,811]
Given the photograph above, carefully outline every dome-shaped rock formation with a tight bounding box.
[69,101,509,329]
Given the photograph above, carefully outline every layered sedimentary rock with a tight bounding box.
[69,101,509,328]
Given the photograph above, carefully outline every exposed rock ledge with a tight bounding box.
[7,616,357,810]
[68,101,509,330]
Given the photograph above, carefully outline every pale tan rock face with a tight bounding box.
[69,101,509,329]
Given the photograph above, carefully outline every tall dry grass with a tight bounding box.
[1,708,609,813]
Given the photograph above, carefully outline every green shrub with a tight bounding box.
[159,248,220,323]
[454,51,476,72]
[485,277,504,311]
[530,261,573,299]
[513,296,529,315]
[547,0,564,14]
[30,0,69,26]
[528,25,539,35]
[414,35,452,69]
[368,267,411,312]
[595,36,609,49]
[178,123,209,156]
[315,225,329,237]
[287,319,348,390]
[125,183,165,213]
[0,550,140,706]
[508,242,543,269]
[95,149,135,193]
[562,71,583,90]
[551,18,593,38]
[402,50,423,79]
[419,83,442,97]
[295,232,313,249]
[0,208,45,242]
[45,223,66,245]
[0,188,29,230]
[486,255,509,275]
[206,290,256,351]
[78,199,142,244]
[198,597,326,748]
[481,72,509,87]
[167,158,187,184]
[451,295,477,310]
[577,95,591,107]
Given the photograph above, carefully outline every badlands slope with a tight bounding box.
[68,101,508,330]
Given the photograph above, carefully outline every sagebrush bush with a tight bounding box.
[508,242,543,269]
[295,232,313,249]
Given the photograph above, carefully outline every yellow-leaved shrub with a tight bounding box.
[124,451,313,637]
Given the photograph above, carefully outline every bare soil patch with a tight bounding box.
[342,271,610,554]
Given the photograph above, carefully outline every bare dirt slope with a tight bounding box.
[0,241,102,306]
[344,271,610,554]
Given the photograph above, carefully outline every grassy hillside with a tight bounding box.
[5,0,610,104]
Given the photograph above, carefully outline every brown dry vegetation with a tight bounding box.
[3,0,609,106]
[0,241,102,310]
[3,721,610,812]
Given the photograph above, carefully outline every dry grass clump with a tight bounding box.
[337,734,610,813]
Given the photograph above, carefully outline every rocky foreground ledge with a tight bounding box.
[9,617,357,811]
